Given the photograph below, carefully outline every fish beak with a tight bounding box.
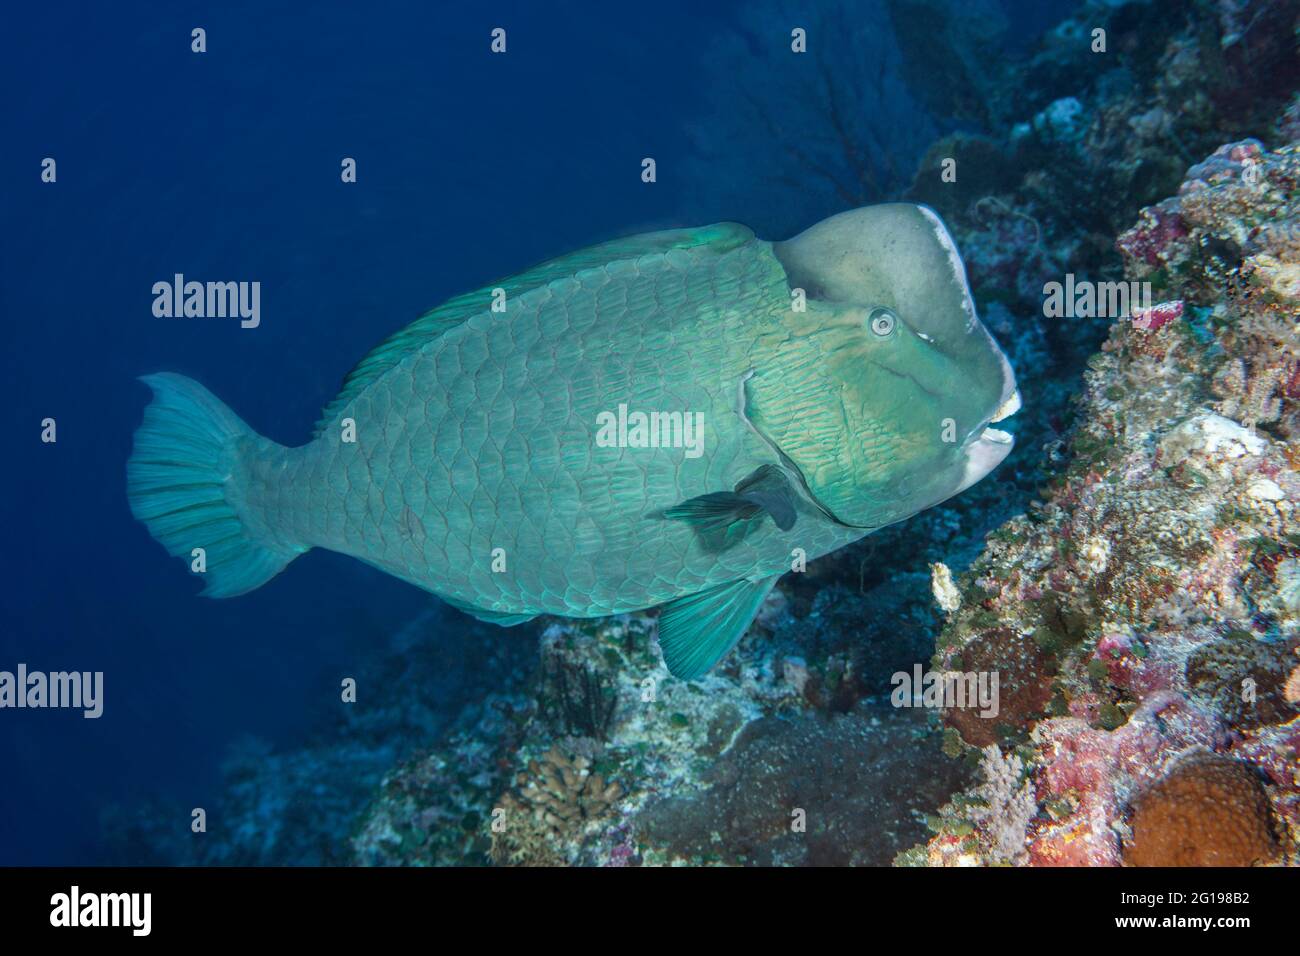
[956,426,1016,493]
[954,388,1019,494]
[979,387,1019,447]
[990,388,1021,423]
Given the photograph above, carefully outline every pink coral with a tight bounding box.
[1130,299,1184,331]
[1029,693,1228,866]
[1115,203,1187,268]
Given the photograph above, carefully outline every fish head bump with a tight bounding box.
[765,202,1020,528]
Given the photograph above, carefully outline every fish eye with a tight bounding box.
[868,307,896,337]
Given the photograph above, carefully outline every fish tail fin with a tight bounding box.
[127,373,304,597]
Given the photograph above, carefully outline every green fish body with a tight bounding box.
[129,204,1019,678]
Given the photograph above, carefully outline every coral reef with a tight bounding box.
[912,132,1300,868]
[350,605,970,866]
[101,608,538,866]
[1287,649,1300,703]
[350,694,532,866]
[1187,631,1297,729]
[352,612,791,866]
[1123,138,1300,436]
[906,0,1300,459]
[540,659,619,741]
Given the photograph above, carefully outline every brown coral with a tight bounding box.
[1123,751,1280,866]
[945,628,1055,747]
[490,747,622,866]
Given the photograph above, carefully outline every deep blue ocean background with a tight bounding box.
[1,1,1072,864]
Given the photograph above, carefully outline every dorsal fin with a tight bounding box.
[313,222,754,436]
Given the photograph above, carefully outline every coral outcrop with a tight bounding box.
[351,604,969,866]
[913,133,1300,868]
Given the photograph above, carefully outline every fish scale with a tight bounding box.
[238,230,823,618]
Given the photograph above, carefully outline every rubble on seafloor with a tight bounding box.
[908,136,1300,868]
[349,609,970,867]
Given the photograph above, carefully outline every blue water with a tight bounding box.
[0,1,1070,864]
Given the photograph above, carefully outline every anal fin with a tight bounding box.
[656,575,780,679]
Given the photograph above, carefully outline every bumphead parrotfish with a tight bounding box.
[129,203,1019,679]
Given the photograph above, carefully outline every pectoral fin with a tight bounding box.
[662,464,798,534]
[657,575,780,679]
[733,464,798,531]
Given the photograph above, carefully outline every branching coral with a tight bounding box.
[969,745,1038,865]
[490,747,622,866]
